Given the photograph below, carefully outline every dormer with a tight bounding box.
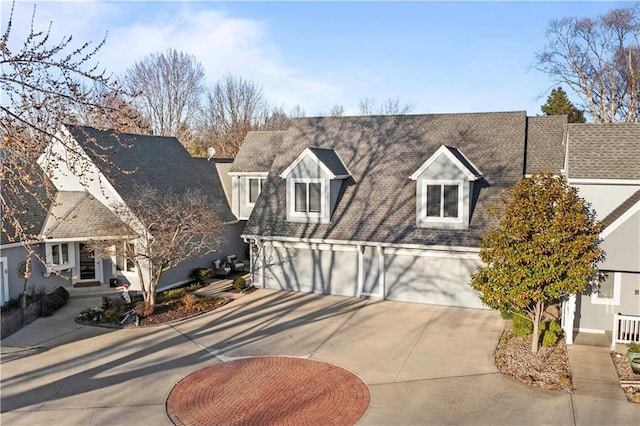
[410,145,481,229]
[280,147,350,223]
[228,172,269,220]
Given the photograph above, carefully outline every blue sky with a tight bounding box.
[2,1,633,116]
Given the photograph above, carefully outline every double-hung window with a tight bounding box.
[424,182,461,219]
[248,178,264,205]
[51,243,70,265]
[45,242,75,272]
[295,182,322,213]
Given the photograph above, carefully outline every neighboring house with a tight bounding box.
[1,124,244,299]
[230,112,639,345]
[559,124,640,345]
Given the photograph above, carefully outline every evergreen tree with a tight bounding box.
[541,87,586,123]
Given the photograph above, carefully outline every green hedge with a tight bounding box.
[41,287,70,316]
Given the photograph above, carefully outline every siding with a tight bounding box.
[577,272,640,332]
[574,184,640,220]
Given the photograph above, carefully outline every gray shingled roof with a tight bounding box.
[525,115,567,175]
[243,112,528,247]
[446,146,482,178]
[307,147,350,177]
[65,125,236,223]
[1,164,52,245]
[567,123,640,180]
[229,131,286,173]
[42,191,134,239]
[600,189,640,230]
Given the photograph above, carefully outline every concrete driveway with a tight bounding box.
[1,288,638,425]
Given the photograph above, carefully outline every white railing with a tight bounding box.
[611,313,640,350]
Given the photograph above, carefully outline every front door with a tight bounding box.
[79,243,97,280]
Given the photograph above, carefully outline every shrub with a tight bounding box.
[104,307,123,322]
[512,314,533,336]
[41,286,70,316]
[161,287,188,301]
[539,320,562,347]
[233,277,246,291]
[499,307,514,320]
[190,267,212,284]
[628,342,640,353]
[181,293,199,309]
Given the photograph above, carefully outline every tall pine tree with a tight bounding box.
[541,87,586,123]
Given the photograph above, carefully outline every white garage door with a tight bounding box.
[262,244,359,297]
[384,252,485,309]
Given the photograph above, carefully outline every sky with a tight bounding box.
[1,1,634,117]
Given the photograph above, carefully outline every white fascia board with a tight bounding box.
[227,172,269,177]
[240,234,480,253]
[410,145,479,181]
[280,148,338,179]
[568,178,640,185]
[601,199,640,239]
[0,240,41,249]
[41,235,136,243]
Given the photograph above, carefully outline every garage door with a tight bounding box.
[262,244,359,297]
[384,252,485,308]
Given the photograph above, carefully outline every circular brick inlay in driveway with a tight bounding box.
[166,357,370,425]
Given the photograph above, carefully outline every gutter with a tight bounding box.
[241,234,480,253]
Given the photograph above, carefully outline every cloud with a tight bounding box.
[3,1,343,114]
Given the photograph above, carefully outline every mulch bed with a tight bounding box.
[495,330,573,392]
[76,294,233,328]
[611,352,640,403]
[139,296,232,326]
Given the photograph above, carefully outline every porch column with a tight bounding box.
[357,245,364,296]
[377,246,385,299]
[561,294,576,345]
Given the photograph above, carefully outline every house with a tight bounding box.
[234,112,555,307]
[559,124,640,346]
[230,112,639,345]
[1,124,245,300]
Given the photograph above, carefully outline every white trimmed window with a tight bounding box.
[422,180,463,222]
[591,271,621,305]
[248,178,264,205]
[295,182,322,213]
[116,242,136,272]
[287,178,324,220]
[45,242,75,271]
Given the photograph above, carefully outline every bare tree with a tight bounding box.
[289,105,307,118]
[536,5,640,123]
[255,105,291,131]
[199,75,268,157]
[328,105,345,117]
[1,2,131,307]
[77,84,151,133]
[87,185,223,312]
[125,49,205,136]
[358,97,414,115]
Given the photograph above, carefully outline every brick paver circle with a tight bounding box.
[166,357,370,426]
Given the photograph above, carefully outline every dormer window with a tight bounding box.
[248,177,264,205]
[424,181,462,220]
[295,181,322,213]
[281,147,350,223]
[410,145,481,229]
